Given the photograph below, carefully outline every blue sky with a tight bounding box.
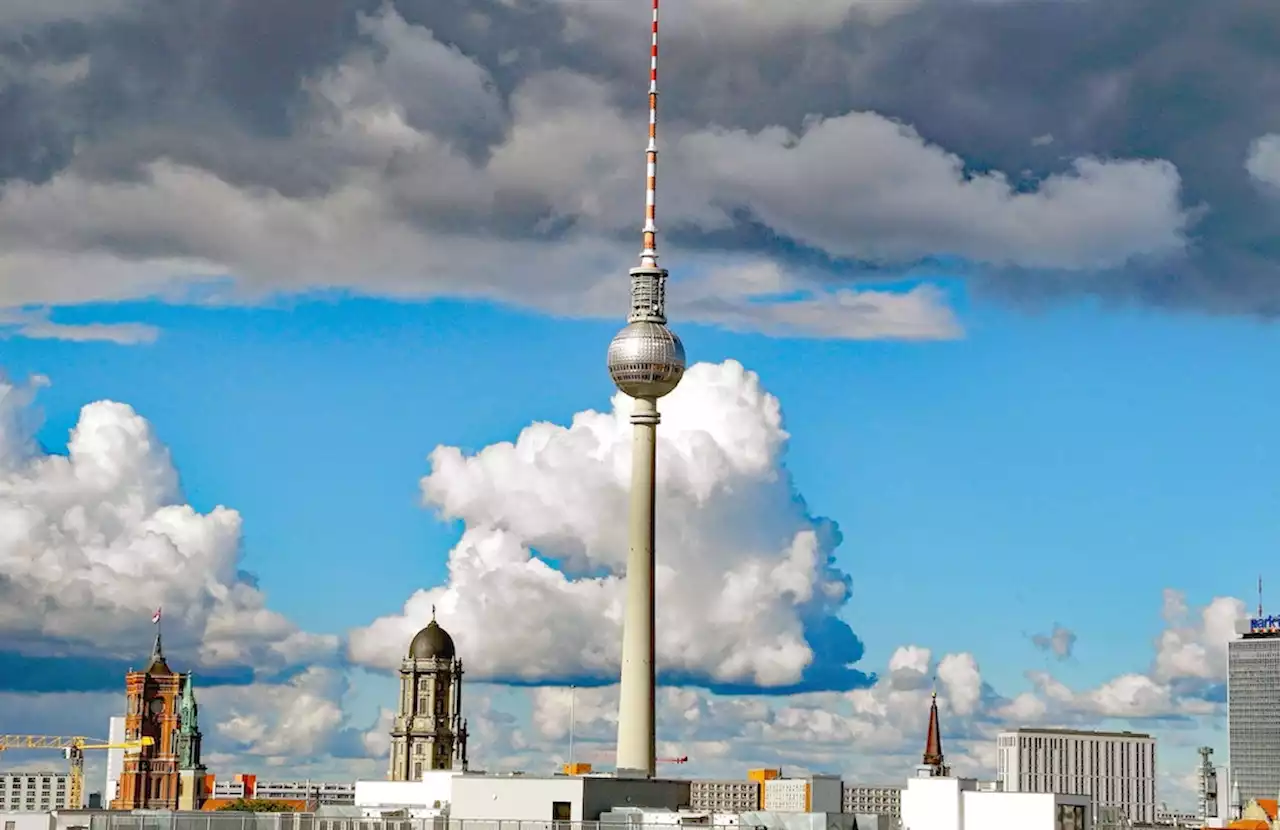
[8,290,1271,698]
[4,0,1280,806]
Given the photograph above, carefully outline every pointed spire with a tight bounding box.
[431,604,437,622]
[182,672,197,707]
[145,628,171,674]
[923,691,944,768]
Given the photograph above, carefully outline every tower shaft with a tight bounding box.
[615,396,659,778]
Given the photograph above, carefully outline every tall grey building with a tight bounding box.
[996,728,1156,824]
[388,609,469,780]
[1228,614,1280,804]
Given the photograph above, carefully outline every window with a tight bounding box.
[552,802,571,821]
[6,821,16,830]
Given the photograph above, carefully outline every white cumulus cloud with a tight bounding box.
[348,360,864,691]
[0,372,337,681]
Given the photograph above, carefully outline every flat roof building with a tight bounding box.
[448,775,691,822]
[0,772,72,812]
[1229,613,1280,805]
[689,780,760,813]
[843,784,901,820]
[997,727,1155,825]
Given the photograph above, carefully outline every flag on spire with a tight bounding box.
[152,607,162,625]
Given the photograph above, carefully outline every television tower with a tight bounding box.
[605,0,686,780]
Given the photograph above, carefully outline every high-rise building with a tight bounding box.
[388,608,469,779]
[0,772,71,811]
[996,727,1156,824]
[111,628,203,809]
[1228,610,1280,805]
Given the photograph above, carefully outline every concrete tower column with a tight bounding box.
[615,395,659,778]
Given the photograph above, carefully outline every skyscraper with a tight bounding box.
[605,0,686,781]
[388,608,469,779]
[1228,610,1280,804]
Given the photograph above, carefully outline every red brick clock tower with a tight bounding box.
[110,631,183,809]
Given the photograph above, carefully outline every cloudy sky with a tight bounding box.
[1,0,1279,808]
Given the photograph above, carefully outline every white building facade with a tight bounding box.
[902,775,1091,830]
[0,773,71,812]
[104,716,126,807]
[997,728,1156,824]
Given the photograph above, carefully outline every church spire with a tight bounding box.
[922,690,949,776]
[146,628,171,674]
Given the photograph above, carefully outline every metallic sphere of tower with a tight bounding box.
[607,320,686,399]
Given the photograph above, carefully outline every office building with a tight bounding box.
[688,779,760,812]
[1229,612,1280,804]
[844,784,902,821]
[996,728,1155,824]
[0,772,71,811]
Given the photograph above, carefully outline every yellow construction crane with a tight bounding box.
[0,734,154,808]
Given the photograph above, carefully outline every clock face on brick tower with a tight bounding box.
[149,698,165,715]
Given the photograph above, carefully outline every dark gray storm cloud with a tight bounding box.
[1,0,1277,321]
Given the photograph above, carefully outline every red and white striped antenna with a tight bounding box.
[639,0,661,269]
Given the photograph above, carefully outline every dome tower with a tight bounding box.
[388,607,469,779]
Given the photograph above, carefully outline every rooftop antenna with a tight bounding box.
[641,0,660,270]
[1259,575,1264,618]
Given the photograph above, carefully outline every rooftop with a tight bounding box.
[1004,727,1153,740]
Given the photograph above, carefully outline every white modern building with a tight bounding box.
[354,771,463,817]
[901,775,1091,830]
[1229,615,1280,805]
[762,776,842,813]
[448,775,690,821]
[104,716,126,807]
[0,773,72,812]
[996,727,1156,824]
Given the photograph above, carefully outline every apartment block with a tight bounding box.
[0,772,72,811]
[843,784,902,820]
[688,779,761,812]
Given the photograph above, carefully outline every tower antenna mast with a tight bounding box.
[1260,574,1264,618]
[606,0,686,780]
[640,0,661,270]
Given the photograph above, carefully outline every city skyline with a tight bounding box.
[3,0,1280,813]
